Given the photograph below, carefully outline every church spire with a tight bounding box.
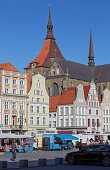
[88,25,95,69]
[45,5,55,40]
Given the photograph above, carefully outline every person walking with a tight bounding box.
[77,139,82,150]
[11,139,17,161]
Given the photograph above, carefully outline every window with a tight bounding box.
[5,101,9,109]
[70,107,73,115]
[106,109,108,115]
[88,119,90,127]
[97,119,99,127]
[43,98,44,103]
[104,117,105,123]
[12,102,16,110]
[49,114,51,118]
[5,78,9,84]
[52,83,59,96]
[20,103,23,110]
[96,110,98,115]
[37,90,40,95]
[65,118,68,126]
[36,117,40,125]
[5,88,9,94]
[76,107,79,115]
[82,107,85,115]
[48,88,50,96]
[103,109,105,115]
[43,106,46,113]
[30,117,33,125]
[70,118,73,126]
[13,79,16,85]
[49,121,51,128]
[43,117,46,125]
[89,109,91,114]
[60,107,63,115]
[20,115,23,126]
[53,121,56,128]
[37,106,40,113]
[83,118,85,126]
[79,118,81,126]
[20,80,24,86]
[76,118,78,126]
[65,107,68,115]
[92,119,95,127]
[106,117,108,123]
[60,119,63,127]
[30,106,34,113]
[53,113,56,118]
[5,115,9,125]
[32,98,34,102]
[20,90,23,95]
[37,98,40,103]
[13,89,16,94]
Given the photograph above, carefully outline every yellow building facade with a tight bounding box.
[27,74,49,147]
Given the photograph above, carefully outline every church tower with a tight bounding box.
[24,7,64,76]
[88,26,95,69]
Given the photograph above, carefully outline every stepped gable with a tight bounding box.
[58,87,76,105]
[55,57,93,81]
[25,8,64,69]
[49,95,61,112]
[0,62,19,72]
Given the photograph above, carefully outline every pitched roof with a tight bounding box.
[25,38,64,69]
[58,87,76,105]
[56,57,93,81]
[83,86,90,101]
[49,95,61,112]
[0,62,19,72]
[27,75,32,93]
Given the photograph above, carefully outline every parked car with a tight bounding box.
[65,144,110,166]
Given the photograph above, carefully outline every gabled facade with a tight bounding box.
[57,85,88,134]
[27,74,49,138]
[0,63,28,134]
[86,81,101,133]
[101,88,110,133]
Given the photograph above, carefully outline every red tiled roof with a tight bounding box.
[83,86,90,101]
[27,75,32,93]
[49,95,61,112]
[25,64,30,69]
[58,87,76,105]
[0,62,19,72]
[25,38,64,69]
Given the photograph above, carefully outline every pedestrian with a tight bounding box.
[77,139,82,150]
[11,139,17,161]
[86,138,90,145]
[33,140,37,153]
[105,140,109,145]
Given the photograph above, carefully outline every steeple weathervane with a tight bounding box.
[88,25,95,69]
[45,4,55,40]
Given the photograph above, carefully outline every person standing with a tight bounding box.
[77,139,82,150]
[11,139,17,161]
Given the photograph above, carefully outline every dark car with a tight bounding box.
[65,144,110,166]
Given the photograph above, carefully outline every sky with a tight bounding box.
[0,0,110,72]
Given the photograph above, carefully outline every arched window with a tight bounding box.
[98,86,101,94]
[52,83,59,96]
[48,88,50,96]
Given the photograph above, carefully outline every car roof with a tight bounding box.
[87,144,110,147]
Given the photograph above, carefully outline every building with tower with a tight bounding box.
[24,7,110,97]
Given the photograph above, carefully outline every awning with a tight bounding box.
[0,133,33,139]
[55,134,79,141]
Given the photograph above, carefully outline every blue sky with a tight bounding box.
[0,0,110,72]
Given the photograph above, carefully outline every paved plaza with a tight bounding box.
[0,149,77,162]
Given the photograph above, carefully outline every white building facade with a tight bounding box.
[86,81,101,133]
[0,68,28,134]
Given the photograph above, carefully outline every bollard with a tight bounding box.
[38,159,47,166]
[55,158,63,165]
[0,161,7,169]
[19,160,28,168]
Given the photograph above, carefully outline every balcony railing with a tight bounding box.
[10,125,23,129]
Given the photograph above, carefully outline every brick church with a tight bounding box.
[24,8,110,96]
